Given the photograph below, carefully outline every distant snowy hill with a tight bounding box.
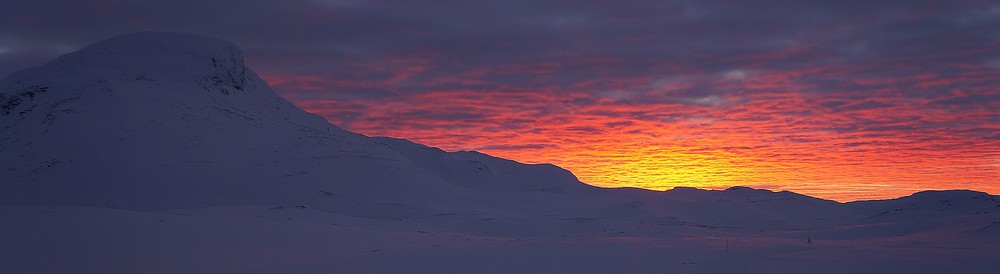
[1,32,997,273]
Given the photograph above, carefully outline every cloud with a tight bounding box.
[722,69,750,81]
[475,144,558,151]
[681,95,736,108]
[2,0,998,201]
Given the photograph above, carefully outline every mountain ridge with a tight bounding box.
[1,31,995,223]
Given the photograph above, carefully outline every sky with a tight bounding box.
[2,0,998,201]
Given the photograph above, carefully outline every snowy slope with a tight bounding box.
[0,32,592,218]
[849,190,1000,216]
[1,32,997,273]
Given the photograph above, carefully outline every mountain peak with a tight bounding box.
[0,31,306,129]
[724,186,757,192]
[29,31,251,95]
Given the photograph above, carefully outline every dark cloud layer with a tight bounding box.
[2,0,998,201]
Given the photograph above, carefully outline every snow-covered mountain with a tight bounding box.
[1,32,997,273]
[0,32,590,216]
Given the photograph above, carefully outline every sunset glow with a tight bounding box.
[252,2,999,202]
[278,65,999,202]
[4,0,999,201]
